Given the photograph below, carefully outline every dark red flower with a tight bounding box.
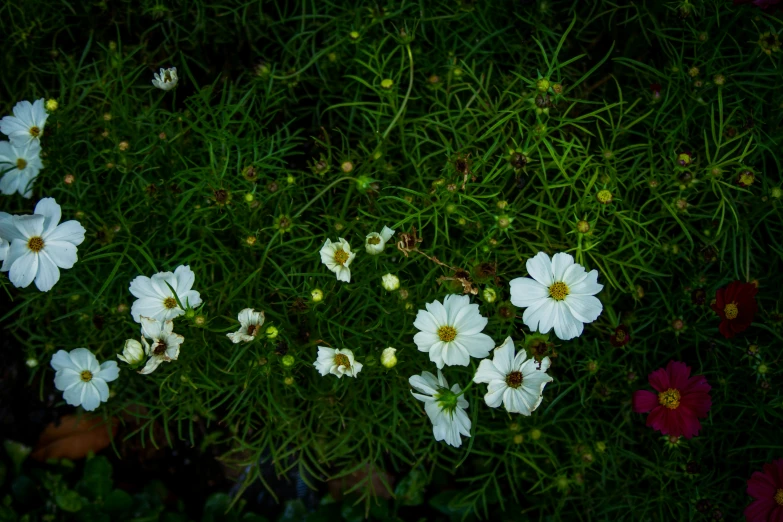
[710,281,758,338]
[610,325,631,347]
[744,459,783,521]
[632,361,712,439]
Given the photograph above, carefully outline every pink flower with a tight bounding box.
[632,361,711,439]
[745,459,783,521]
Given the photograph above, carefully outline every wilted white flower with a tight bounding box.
[319,238,356,283]
[365,226,395,254]
[413,294,494,369]
[117,339,145,366]
[0,99,48,147]
[381,273,400,291]
[51,348,119,411]
[138,317,184,375]
[509,252,603,341]
[0,198,86,292]
[381,347,398,368]
[129,265,202,323]
[313,346,363,378]
[226,308,265,344]
[0,140,43,198]
[473,337,553,415]
[409,369,470,448]
[152,67,178,91]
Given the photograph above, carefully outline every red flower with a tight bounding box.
[745,459,783,521]
[632,361,712,439]
[711,281,758,338]
[610,325,631,347]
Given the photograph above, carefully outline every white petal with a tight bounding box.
[409,372,440,396]
[456,333,494,360]
[9,251,38,288]
[54,368,81,391]
[80,383,102,411]
[473,359,504,384]
[442,294,469,324]
[139,356,164,375]
[492,337,515,375]
[179,289,201,309]
[552,302,585,341]
[413,310,440,334]
[522,298,557,335]
[485,380,507,408]
[509,277,549,308]
[526,252,554,286]
[63,382,86,407]
[380,226,395,242]
[0,215,25,243]
[45,237,81,267]
[413,330,439,351]
[13,214,44,239]
[92,378,110,402]
[550,252,574,281]
[140,316,163,339]
[131,297,166,323]
[568,270,603,296]
[173,265,195,293]
[98,361,120,382]
[51,350,79,371]
[34,251,60,292]
[424,299,449,327]
[44,221,85,246]
[34,198,62,236]
[440,342,470,367]
[563,294,603,323]
[69,348,99,373]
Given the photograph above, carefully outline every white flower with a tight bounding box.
[152,67,178,91]
[0,99,48,147]
[380,347,397,368]
[313,346,363,378]
[365,225,395,254]
[0,198,86,292]
[226,308,265,344]
[320,238,356,283]
[51,348,119,411]
[117,339,145,366]
[413,294,494,369]
[0,212,10,261]
[128,265,202,323]
[472,337,553,415]
[0,140,43,198]
[509,252,603,341]
[409,369,470,448]
[381,273,400,291]
[138,317,184,375]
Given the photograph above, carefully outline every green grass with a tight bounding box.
[2,0,783,520]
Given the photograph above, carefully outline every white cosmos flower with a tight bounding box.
[319,238,356,283]
[51,348,119,412]
[509,252,604,341]
[409,369,470,448]
[0,99,48,147]
[226,308,265,344]
[0,140,43,198]
[313,346,363,378]
[365,225,395,254]
[138,317,184,375]
[129,265,202,323]
[0,198,86,292]
[152,67,178,91]
[472,337,553,415]
[413,294,494,369]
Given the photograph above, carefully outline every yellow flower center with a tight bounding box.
[549,281,569,301]
[27,236,44,252]
[775,489,783,506]
[16,158,27,170]
[163,297,178,309]
[30,126,40,137]
[437,325,457,342]
[367,236,381,245]
[334,353,350,368]
[724,302,738,320]
[505,371,523,389]
[658,388,681,410]
[334,249,349,265]
[615,330,626,342]
[80,370,93,382]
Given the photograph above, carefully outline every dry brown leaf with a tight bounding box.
[31,414,118,461]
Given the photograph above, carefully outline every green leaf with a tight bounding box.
[103,489,133,513]
[55,489,83,513]
[393,469,426,506]
[76,456,113,500]
[3,442,31,476]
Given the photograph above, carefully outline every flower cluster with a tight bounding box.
[0,99,48,198]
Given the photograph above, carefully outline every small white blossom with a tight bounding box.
[0,140,44,198]
[409,369,470,448]
[413,294,494,369]
[152,67,178,91]
[0,198,86,292]
[380,347,398,368]
[319,238,356,283]
[381,273,400,291]
[138,317,184,375]
[129,265,202,323]
[0,99,48,147]
[226,308,265,344]
[509,252,603,341]
[25,358,38,368]
[51,348,119,411]
[313,346,363,378]
[117,339,145,366]
[473,337,553,415]
[365,225,395,254]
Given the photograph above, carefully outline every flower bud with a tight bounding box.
[311,288,324,302]
[25,358,38,368]
[596,189,613,205]
[266,326,279,339]
[381,273,400,291]
[482,287,497,303]
[366,226,395,255]
[380,79,394,89]
[45,99,58,112]
[381,347,397,368]
[118,339,145,366]
[282,354,295,367]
